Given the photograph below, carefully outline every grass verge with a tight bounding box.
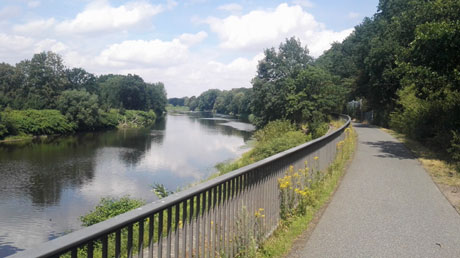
[382,128,460,212]
[256,126,357,258]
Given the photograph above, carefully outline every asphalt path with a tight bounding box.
[288,123,460,258]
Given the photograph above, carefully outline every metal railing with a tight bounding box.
[12,115,350,258]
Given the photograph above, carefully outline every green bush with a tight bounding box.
[389,85,429,139]
[80,196,145,227]
[57,90,100,130]
[1,109,74,136]
[0,123,8,139]
[448,131,460,164]
[253,120,297,142]
[251,131,310,161]
[218,120,311,175]
[98,109,119,128]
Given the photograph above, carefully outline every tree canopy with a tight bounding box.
[316,0,460,163]
[0,52,167,138]
[0,52,167,118]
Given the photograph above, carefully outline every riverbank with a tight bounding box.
[216,117,343,176]
[0,109,157,142]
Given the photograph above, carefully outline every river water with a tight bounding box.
[0,113,254,256]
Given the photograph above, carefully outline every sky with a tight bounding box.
[0,0,379,98]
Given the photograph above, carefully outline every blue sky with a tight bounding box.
[0,0,379,97]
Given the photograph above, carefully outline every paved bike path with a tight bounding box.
[288,124,460,258]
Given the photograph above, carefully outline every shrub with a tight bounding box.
[448,130,460,164]
[219,120,311,175]
[80,196,145,227]
[253,120,297,142]
[98,109,119,128]
[57,90,101,130]
[0,123,7,139]
[1,109,74,136]
[389,85,429,139]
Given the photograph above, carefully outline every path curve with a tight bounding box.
[288,123,460,258]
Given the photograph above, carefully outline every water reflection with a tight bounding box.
[0,113,253,256]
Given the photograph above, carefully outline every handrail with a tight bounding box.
[12,115,351,258]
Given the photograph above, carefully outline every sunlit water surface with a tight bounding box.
[0,113,254,256]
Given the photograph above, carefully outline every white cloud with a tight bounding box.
[13,18,55,35]
[292,0,314,8]
[55,1,163,34]
[117,52,263,97]
[0,6,22,20]
[27,1,41,8]
[217,3,243,12]
[0,33,68,63]
[206,3,352,57]
[306,29,353,57]
[348,12,360,19]
[185,0,208,6]
[178,31,207,46]
[0,34,35,53]
[96,38,189,68]
[34,39,68,53]
[166,0,178,9]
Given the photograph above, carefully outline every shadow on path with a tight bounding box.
[352,123,377,128]
[363,140,415,160]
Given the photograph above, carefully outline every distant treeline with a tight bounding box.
[168,87,253,117]
[315,0,460,163]
[0,52,167,139]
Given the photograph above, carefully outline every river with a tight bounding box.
[0,112,255,256]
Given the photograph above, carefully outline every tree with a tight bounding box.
[57,90,100,130]
[0,63,23,109]
[187,96,198,111]
[66,67,98,94]
[197,89,221,111]
[285,66,345,125]
[252,37,314,127]
[146,82,167,117]
[18,51,69,109]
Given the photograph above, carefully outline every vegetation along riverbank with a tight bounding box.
[0,52,167,141]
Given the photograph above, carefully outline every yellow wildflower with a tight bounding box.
[314,156,319,161]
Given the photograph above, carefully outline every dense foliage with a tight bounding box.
[0,108,157,139]
[316,0,460,163]
[80,196,145,227]
[251,37,345,128]
[0,52,167,139]
[1,109,74,136]
[217,120,313,175]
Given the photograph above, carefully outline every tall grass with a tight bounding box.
[256,126,357,258]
